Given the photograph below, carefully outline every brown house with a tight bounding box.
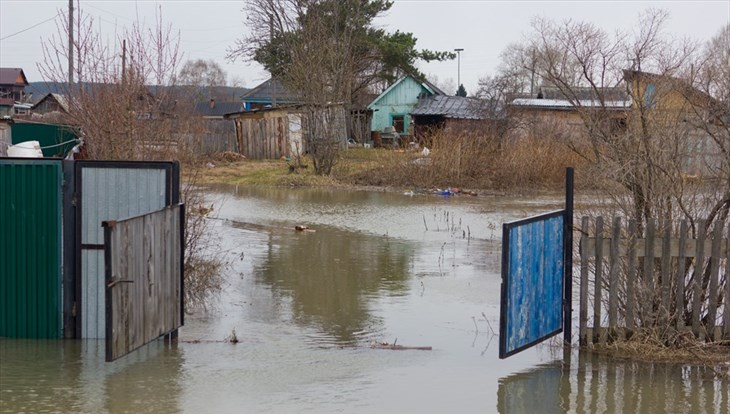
[507,86,631,142]
[0,68,29,103]
[411,95,505,142]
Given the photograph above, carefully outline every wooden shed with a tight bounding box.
[226,104,348,160]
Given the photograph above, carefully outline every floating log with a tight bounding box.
[370,341,432,351]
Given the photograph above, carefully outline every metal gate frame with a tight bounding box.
[499,168,574,359]
[73,160,179,338]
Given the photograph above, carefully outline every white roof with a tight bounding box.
[510,98,632,109]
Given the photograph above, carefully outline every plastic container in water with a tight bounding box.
[7,141,43,158]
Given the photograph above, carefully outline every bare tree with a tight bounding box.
[178,59,228,100]
[38,5,223,310]
[495,10,729,335]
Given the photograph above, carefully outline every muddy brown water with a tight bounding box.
[1,186,727,413]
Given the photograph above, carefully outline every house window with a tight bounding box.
[392,115,405,133]
[644,83,656,109]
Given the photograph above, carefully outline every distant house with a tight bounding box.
[0,98,13,119]
[411,95,504,140]
[241,78,302,111]
[0,68,29,103]
[193,99,244,119]
[368,75,445,137]
[32,93,70,116]
[0,118,11,156]
[226,103,347,160]
[508,85,631,141]
[623,69,728,175]
[189,99,242,154]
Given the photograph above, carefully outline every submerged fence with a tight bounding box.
[579,216,729,345]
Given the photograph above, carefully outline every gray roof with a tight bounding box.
[241,78,301,103]
[193,101,244,117]
[411,95,487,120]
[32,93,70,112]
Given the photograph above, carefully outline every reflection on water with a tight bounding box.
[0,339,183,414]
[2,186,726,412]
[498,351,729,414]
[243,221,414,346]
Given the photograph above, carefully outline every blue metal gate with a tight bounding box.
[499,169,573,359]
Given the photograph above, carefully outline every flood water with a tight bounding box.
[1,186,727,413]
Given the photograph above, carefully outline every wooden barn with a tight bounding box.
[226,104,348,160]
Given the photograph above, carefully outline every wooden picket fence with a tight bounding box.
[578,216,729,345]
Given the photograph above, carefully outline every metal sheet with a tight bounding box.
[79,164,169,339]
[500,211,565,359]
[0,159,63,338]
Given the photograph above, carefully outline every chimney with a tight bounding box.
[209,98,215,109]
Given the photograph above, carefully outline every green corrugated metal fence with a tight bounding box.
[11,122,79,158]
[0,160,63,338]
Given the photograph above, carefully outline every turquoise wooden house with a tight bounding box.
[368,75,445,136]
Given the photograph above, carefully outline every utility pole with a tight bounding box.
[454,48,464,93]
[121,39,126,84]
[68,0,74,84]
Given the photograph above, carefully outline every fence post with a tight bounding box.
[626,220,638,336]
[660,221,672,326]
[594,216,604,345]
[676,220,688,331]
[564,167,574,346]
[692,220,706,337]
[643,219,656,327]
[707,223,722,340]
[608,217,620,340]
[725,222,730,340]
[579,216,589,346]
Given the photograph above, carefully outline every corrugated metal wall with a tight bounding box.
[0,159,63,338]
[79,166,168,339]
[12,123,79,158]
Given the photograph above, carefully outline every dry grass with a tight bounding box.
[589,329,730,377]
[195,129,589,193]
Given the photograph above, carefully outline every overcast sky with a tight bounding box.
[1,0,728,95]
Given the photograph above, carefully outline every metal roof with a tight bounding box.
[510,97,632,109]
[241,78,302,103]
[193,101,244,117]
[411,95,487,120]
[0,68,28,86]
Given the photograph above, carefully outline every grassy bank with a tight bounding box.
[196,136,586,193]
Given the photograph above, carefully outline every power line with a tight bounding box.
[0,13,61,41]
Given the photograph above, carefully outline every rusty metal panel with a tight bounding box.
[78,162,172,339]
[104,205,183,361]
[0,159,63,338]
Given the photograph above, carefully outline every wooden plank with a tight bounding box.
[608,217,620,332]
[581,237,723,258]
[661,221,672,323]
[105,205,183,361]
[707,223,722,340]
[593,216,604,345]
[643,219,655,326]
[676,221,688,330]
[626,219,637,332]
[692,220,706,336]
[725,222,730,340]
[579,216,589,346]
